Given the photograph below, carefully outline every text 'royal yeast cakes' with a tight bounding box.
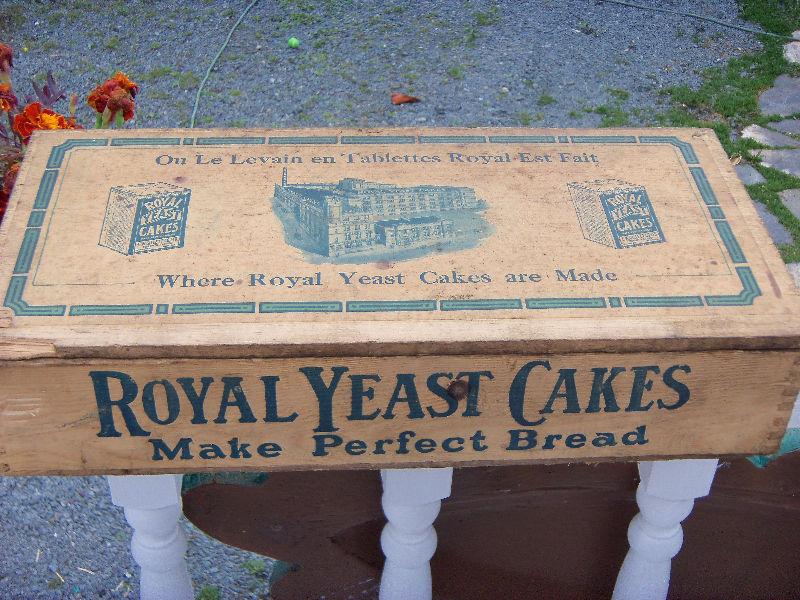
[0,128,799,475]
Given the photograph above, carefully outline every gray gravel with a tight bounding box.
[4,0,760,130]
[0,476,272,599]
[0,1,763,598]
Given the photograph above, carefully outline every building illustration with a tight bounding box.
[568,179,665,249]
[272,168,491,263]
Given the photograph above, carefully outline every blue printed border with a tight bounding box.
[4,134,761,317]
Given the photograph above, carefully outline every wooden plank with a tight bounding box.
[0,128,798,356]
[0,350,796,475]
[1,127,799,474]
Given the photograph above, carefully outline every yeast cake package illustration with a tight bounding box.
[99,182,191,255]
[568,179,665,249]
[0,127,799,476]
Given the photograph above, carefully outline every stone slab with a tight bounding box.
[768,119,800,136]
[780,189,800,220]
[743,124,800,148]
[735,163,766,185]
[785,42,800,65]
[760,149,800,178]
[788,263,800,289]
[754,201,793,245]
[760,75,800,117]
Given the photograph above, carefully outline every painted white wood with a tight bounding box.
[612,459,719,600]
[379,467,453,600]
[107,474,193,600]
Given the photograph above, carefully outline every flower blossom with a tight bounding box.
[12,102,81,144]
[0,83,18,112]
[0,43,12,83]
[87,71,138,125]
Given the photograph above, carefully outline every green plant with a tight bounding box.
[537,93,556,106]
[243,558,268,576]
[196,586,221,600]
[474,6,500,26]
[175,71,200,90]
[447,65,465,80]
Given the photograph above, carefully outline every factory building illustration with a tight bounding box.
[272,168,491,263]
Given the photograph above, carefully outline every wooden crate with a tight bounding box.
[1,127,798,475]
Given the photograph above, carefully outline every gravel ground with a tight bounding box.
[0,1,763,598]
[0,476,273,599]
[3,0,760,129]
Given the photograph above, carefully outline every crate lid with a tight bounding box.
[1,127,799,360]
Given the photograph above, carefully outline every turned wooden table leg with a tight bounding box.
[379,467,453,600]
[107,474,193,600]
[612,458,719,600]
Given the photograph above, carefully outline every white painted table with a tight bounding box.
[103,456,725,600]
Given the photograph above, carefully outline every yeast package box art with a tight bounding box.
[0,127,799,475]
[99,182,191,255]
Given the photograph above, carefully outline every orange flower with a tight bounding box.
[0,162,19,224]
[0,83,17,112]
[87,71,138,125]
[106,86,135,121]
[12,102,81,144]
[110,71,138,98]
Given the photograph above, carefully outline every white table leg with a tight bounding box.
[612,458,719,600]
[107,474,193,600]
[379,467,453,600]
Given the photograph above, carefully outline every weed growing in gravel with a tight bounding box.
[243,558,268,576]
[0,4,24,31]
[537,93,556,106]
[447,65,466,80]
[594,104,629,127]
[196,586,221,600]
[175,71,200,90]
[518,111,533,126]
[474,6,500,27]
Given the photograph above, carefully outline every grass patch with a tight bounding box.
[243,558,268,576]
[175,71,200,90]
[537,93,556,106]
[196,586,221,600]
[652,0,800,262]
[474,6,500,26]
[0,3,25,31]
[518,111,533,126]
[447,65,465,80]
[139,66,174,83]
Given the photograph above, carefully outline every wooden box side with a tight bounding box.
[0,348,797,475]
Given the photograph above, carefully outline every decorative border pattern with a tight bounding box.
[3,134,761,317]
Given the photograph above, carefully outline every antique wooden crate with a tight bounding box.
[1,127,799,475]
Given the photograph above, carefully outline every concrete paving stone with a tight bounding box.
[787,263,800,289]
[742,124,800,147]
[760,75,800,117]
[760,149,800,178]
[735,163,766,185]
[768,119,800,136]
[754,201,793,245]
[779,189,800,220]
[785,42,800,64]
